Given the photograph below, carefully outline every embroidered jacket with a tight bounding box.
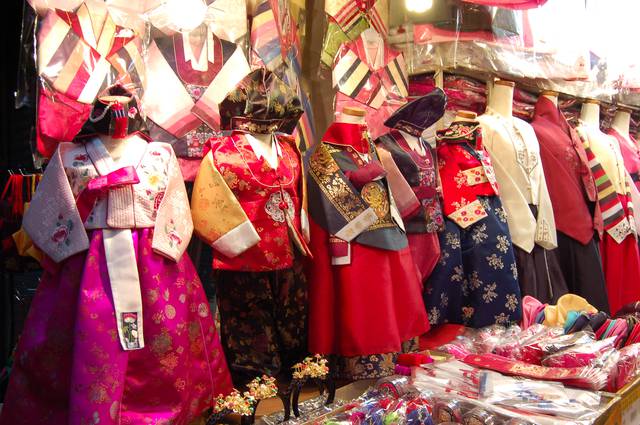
[24,136,191,263]
[191,132,309,272]
[333,32,409,139]
[375,129,443,234]
[143,30,251,179]
[478,111,557,252]
[306,122,407,255]
[436,122,500,228]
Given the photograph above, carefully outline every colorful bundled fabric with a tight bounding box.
[306,121,429,379]
[36,1,144,157]
[143,27,251,180]
[375,90,447,282]
[425,120,522,328]
[321,0,389,67]
[191,68,310,386]
[0,136,232,425]
[333,31,409,139]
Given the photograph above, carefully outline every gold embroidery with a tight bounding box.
[309,143,369,221]
[361,182,389,219]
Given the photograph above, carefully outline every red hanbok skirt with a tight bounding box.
[307,219,430,357]
[600,198,640,315]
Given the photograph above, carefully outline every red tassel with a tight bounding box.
[111,102,128,139]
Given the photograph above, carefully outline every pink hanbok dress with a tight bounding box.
[0,135,232,425]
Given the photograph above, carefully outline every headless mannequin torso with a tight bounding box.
[611,109,633,145]
[580,101,600,127]
[487,80,514,120]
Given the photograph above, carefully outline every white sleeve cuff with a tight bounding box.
[211,220,261,258]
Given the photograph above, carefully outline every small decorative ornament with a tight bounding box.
[290,355,336,418]
[208,376,278,425]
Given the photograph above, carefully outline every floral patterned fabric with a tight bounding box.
[0,228,233,425]
[424,196,522,328]
[334,338,418,381]
[214,263,308,388]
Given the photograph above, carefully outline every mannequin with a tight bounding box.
[576,100,640,314]
[580,99,600,127]
[611,107,633,143]
[307,105,429,380]
[375,89,446,283]
[531,90,609,312]
[541,90,559,107]
[0,87,233,425]
[479,79,567,304]
[487,79,515,119]
[427,114,523,327]
[191,68,310,389]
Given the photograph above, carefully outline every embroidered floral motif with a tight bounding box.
[472,223,488,244]
[486,253,504,270]
[445,232,461,249]
[264,191,295,223]
[511,262,518,279]
[165,219,183,248]
[122,312,140,349]
[454,170,467,189]
[495,206,508,223]
[52,214,73,246]
[440,293,449,308]
[449,198,487,228]
[429,307,440,324]
[494,312,510,325]
[451,265,464,282]
[482,283,498,303]
[462,307,475,321]
[468,271,483,291]
[463,166,489,186]
[496,235,510,253]
[439,249,450,266]
[505,294,519,312]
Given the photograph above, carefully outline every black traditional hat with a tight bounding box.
[383,88,447,137]
[220,68,303,134]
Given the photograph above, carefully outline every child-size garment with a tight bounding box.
[0,136,232,425]
[425,121,522,328]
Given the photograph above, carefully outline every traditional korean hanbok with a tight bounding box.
[0,134,233,425]
[531,97,608,312]
[576,124,640,315]
[143,26,251,180]
[191,69,310,387]
[333,30,409,139]
[375,90,447,283]
[425,121,522,328]
[35,1,145,157]
[306,121,429,380]
[478,110,568,303]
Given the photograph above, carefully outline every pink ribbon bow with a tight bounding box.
[77,166,140,222]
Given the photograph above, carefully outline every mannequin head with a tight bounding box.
[580,99,600,127]
[487,79,514,118]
